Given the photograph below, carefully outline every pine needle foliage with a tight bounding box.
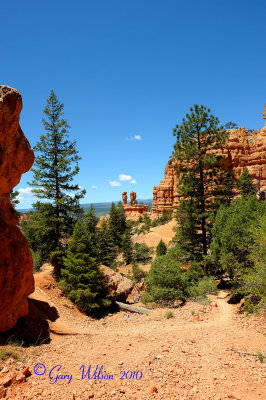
[173,105,233,271]
[61,221,111,316]
[237,167,257,197]
[28,90,85,250]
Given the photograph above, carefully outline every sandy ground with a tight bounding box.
[132,220,177,248]
[1,263,265,400]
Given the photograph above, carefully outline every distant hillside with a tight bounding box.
[17,199,153,218]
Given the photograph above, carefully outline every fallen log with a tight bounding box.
[115,301,152,314]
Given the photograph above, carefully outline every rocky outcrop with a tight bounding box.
[100,265,134,302]
[152,126,266,215]
[123,204,149,219]
[122,191,149,219]
[0,86,34,333]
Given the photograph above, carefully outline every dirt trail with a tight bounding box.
[134,220,176,247]
[5,265,264,400]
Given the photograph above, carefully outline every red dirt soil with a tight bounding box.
[0,263,265,400]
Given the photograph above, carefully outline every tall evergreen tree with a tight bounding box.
[98,219,117,267]
[84,205,99,260]
[84,205,98,235]
[173,105,231,272]
[108,202,127,248]
[237,167,257,197]
[28,90,85,250]
[121,228,133,264]
[60,221,111,316]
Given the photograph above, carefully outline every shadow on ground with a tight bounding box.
[0,298,59,346]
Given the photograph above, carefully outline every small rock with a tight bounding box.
[22,366,31,377]
[1,373,14,387]
[149,386,158,393]
[16,372,26,383]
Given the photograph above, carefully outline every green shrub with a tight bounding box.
[151,209,173,227]
[0,348,24,362]
[165,310,174,319]
[134,242,153,264]
[144,247,189,304]
[188,276,217,299]
[210,196,265,278]
[239,215,266,312]
[31,249,44,272]
[241,298,260,315]
[156,240,167,256]
[141,292,154,304]
[132,260,147,283]
[257,352,264,364]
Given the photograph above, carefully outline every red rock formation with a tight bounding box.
[152,126,266,215]
[122,192,127,205]
[123,204,149,219]
[121,191,149,219]
[0,86,35,333]
[130,191,137,205]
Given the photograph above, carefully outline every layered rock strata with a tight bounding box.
[0,86,35,333]
[152,126,266,215]
[123,204,149,218]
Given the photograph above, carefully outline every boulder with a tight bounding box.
[0,86,34,333]
[100,265,134,301]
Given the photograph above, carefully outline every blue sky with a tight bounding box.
[2,0,266,208]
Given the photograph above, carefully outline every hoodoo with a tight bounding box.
[122,191,149,219]
[0,86,35,333]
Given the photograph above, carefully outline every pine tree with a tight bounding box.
[237,167,257,197]
[98,219,117,267]
[20,202,58,271]
[10,190,20,206]
[28,90,85,250]
[60,221,111,315]
[84,205,98,235]
[156,239,167,257]
[121,228,133,264]
[83,205,99,260]
[108,202,127,248]
[173,105,231,272]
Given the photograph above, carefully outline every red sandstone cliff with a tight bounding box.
[0,86,35,333]
[152,126,266,215]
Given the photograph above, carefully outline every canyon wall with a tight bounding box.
[152,126,266,215]
[0,86,35,332]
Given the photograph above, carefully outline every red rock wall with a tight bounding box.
[0,86,35,333]
[152,126,266,215]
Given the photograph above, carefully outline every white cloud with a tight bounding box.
[133,135,142,140]
[127,134,142,141]
[109,180,121,187]
[129,179,137,184]
[119,174,132,181]
[18,187,32,195]
[91,185,97,189]
[17,194,24,202]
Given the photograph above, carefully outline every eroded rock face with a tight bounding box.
[123,204,149,219]
[152,126,266,215]
[0,86,34,333]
